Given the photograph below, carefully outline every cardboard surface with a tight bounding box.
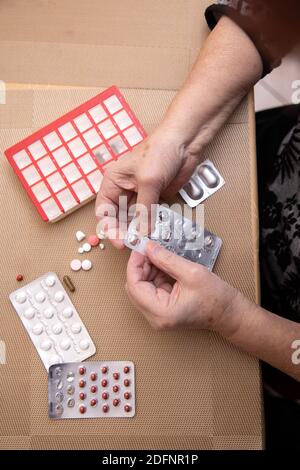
[0,0,262,450]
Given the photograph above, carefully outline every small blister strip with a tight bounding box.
[5,86,146,222]
[124,205,222,271]
[9,273,96,370]
[179,160,225,208]
[48,361,135,419]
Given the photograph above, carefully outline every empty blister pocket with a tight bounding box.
[124,205,222,271]
[179,159,225,208]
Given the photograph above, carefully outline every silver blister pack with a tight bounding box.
[124,205,222,271]
[179,159,225,207]
[48,361,135,419]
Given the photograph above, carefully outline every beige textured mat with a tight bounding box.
[0,86,262,449]
[0,0,262,450]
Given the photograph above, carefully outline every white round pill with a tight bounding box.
[71,323,82,334]
[82,259,92,271]
[99,243,105,250]
[32,323,43,335]
[79,339,90,350]
[62,307,73,318]
[49,355,62,366]
[83,243,91,253]
[52,323,63,335]
[16,292,26,304]
[35,291,46,303]
[44,307,55,319]
[60,338,71,351]
[40,339,52,351]
[70,259,82,271]
[54,291,64,302]
[78,247,84,254]
[24,307,35,320]
[45,275,56,287]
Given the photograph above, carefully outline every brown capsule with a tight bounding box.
[102,404,109,413]
[124,392,131,400]
[102,391,109,400]
[90,399,97,407]
[79,405,86,414]
[124,404,131,413]
[101,379,108,387]
[63,275,75,293]
[113,372,119,380]
[112,385,119,393]
[16,274,24,282]
[79,392,86,400]
[79,380,86,388]
[113,399,120,407]
[124,379,130,387]
[123,366,130,374]
[90,385,98,393]
[101,366,108,374]
[90,373,97,381]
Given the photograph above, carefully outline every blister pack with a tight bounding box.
[179,160,225,208]
[9,273,96,370]
[48,361,135,419]
[124,205,222,271]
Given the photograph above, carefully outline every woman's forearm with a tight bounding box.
[157,16,263,155]
[218,293,300,381]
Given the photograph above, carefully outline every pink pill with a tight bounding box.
[87,235,100,247]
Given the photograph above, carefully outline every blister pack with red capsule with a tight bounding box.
[48,361,135,419]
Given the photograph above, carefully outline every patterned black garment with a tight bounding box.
[260,118,300,322]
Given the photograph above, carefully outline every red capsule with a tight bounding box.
[124,404,131,413]
[16,274,24,282]
[112,385,119,393]
[124,392,131,400]
[79,367,86,376]
[79,392,86,400]
[101,379,108,387]
[123,366,130,374]
[113,372,119,380]
[102,404,109,413]
[113,398,120,407]
[102,391,109,400]
[124,379,130,387]
[101,366,108,374]
[90,373,97,381]
[90,398,97,407]
[79,405,86,414]
[90,385,97,393]
[79,380,86,388]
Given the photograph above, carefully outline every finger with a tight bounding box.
[135,182,161,236]
[145,240,200,282]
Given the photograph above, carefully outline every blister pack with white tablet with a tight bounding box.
[124,205,222,271]
[9,273,96,370]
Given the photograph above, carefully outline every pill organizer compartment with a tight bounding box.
[179,159,225,208]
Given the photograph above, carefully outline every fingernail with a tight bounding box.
[146,240,161,256]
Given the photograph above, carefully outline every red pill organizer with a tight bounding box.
[48,361,135,419]
[5,87,147,222]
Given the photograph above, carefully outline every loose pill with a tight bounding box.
[78,247,84,254]
[63,275,75,292]
[82,259,92,271]
[99,243,105,250]
[70,259,82,271]
[82,243,91,252]
[16,274,24,282]
[76,231,86,242]
[87,235,100,247]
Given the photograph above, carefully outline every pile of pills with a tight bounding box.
[70,229,106,272]
[48,361,135,419]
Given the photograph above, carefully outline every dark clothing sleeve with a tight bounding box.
[205,1,300,76]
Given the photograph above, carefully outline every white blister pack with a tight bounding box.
[124,205,222,271]
[48,361,135,419]
[179,159,225,207]
[9,272,96,370]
